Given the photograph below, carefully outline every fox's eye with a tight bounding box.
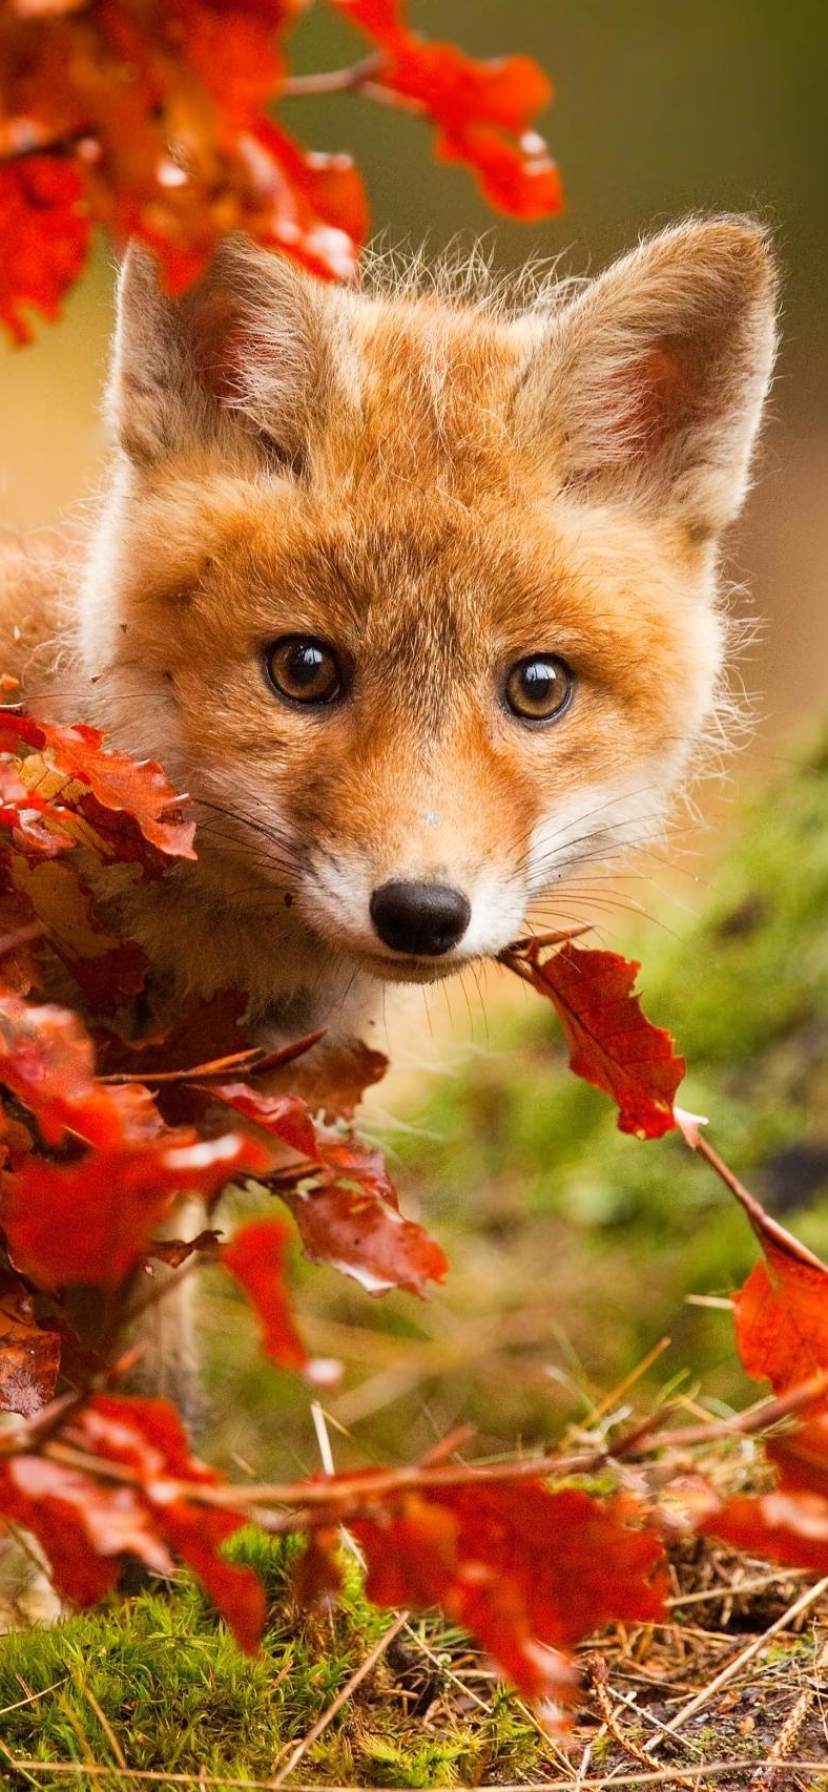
[504,655,574,723]
[265,636,344,707]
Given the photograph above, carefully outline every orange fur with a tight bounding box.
[0,220,778,1058]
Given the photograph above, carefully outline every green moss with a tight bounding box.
[0,1538,544,1790]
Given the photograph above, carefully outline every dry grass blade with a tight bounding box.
[748,1628,828,1787]
[588,1656,699,1790]
[268,1611,409,1786]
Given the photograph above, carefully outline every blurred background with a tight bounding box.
[3,2,828,1472]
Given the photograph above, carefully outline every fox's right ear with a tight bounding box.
[109,238,329,469]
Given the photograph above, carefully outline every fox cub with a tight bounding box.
[2,218,776,1063]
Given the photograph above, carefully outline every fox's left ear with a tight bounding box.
[517,218,778,539]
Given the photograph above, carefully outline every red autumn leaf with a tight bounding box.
[241,118,368,283]
[4,850,149,1017]
[0,1395,265,1649]
[2,1130,272,1287]
[0,1451,173,1602]
[0,156,90,345]
[0,1270,61,1418]
[767,1415,828,1496]
[353,1483,666,1707]
[77,1396,266,1653]
[701,1487,828,1580]
[1,714,196,860]
[331,0,561,222]
[210,1081,449,1297]
[0,761,73,857]
[282,1138,449,1298]
[510,940,685,1139]
[221,1217,340,1387]
[266,1034,388,1121]
[436,126,563,222]
[98,988,250,1081]
[730,1185,828,1413]
[0,991,165,1148]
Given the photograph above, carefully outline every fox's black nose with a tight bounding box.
[370,881,471,957]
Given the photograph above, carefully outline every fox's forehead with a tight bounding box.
[326,293,529,493]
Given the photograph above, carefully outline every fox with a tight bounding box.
[0,217,777,1408]
[2,218,777,1035]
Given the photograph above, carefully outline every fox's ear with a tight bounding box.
[108,237,328,468]
[518,219,778,538]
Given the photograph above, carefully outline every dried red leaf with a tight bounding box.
[510,940,685,1138]
[332,0,561,222]
[731,1190,828,1413]
[0,1271,61,1417]
[1,715,196,860]
[353,1483,666,1707]
[0,157,90,344]
[210,1081,448,1297]
[221,1217,340,1386]
[2,1130,272,1287]
[0,1395,265,1648]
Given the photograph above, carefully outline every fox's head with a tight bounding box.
[79,221,776,990]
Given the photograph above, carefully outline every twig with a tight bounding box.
[589,1657,699,1790]
[643,1576,828,1754]
[279,54,384,98]
[268,1611,408,1786]
[748,1627,828,1787]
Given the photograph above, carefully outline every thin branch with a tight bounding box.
[279,53,384,98]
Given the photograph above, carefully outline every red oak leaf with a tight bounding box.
[1,1131,272,1287]
[221,1217,340,1387]
[353,1483,666,1708]
[282,1139,449,1298]
[78,1396,266,1653]
[210,1081,449,1297]
[711,1174,828,1414]
[0,157,90,344]
[0,1395,265,1649]
[510,939,685,1138]
[0,991,165,1148]
[0,715,196,860]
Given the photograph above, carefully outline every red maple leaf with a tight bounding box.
[506,939,685,1139]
